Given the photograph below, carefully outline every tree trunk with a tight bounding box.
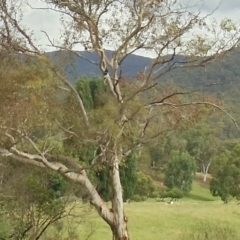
[110,156,129,240]
[3,151,130,239]
[203,162,210,182]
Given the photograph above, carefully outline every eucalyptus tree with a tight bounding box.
[164,151,197,193]
[185,122,220,182]
[0,0,240,239]
[210,140,240,203]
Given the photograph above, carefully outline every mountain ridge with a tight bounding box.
[46,49,240,97]
[46,50,152,83]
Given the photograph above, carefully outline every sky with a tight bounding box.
[21,0,240,56]
[201,0,240,22]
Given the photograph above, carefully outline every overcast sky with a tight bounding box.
[202,0,240,20]
[21,0,240,54]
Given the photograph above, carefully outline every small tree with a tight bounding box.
[164,151,197,193]
[210,142,240,203]
[0,161,89,240]
[185,122,219,182]
[134,171,156,198]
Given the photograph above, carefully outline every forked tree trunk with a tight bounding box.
[202,162,210,182]
[2,150,129,240]
[109,156,129,240]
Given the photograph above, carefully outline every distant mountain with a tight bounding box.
[46,50,152,83]
[46,49,240,97]
[160,49,240,93]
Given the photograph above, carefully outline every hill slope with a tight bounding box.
[47,49,240,93]
[47,50,151,83]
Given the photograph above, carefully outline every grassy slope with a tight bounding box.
[80,202,240,240]
[78,174,240,240]
[185,172,217,202]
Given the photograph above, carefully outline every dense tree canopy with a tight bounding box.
[164,151,197,193]
[210,141,240,203]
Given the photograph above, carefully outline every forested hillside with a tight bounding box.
[49,48,240,120]
[49,48,240,138]
[49,48,240,96]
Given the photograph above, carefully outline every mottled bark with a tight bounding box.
[110,156,129,240]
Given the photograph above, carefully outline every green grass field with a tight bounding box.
[79,202,240,240]
[77,176,240,240]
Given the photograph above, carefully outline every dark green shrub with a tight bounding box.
[149,191,159,198]
[134,172,156,197]
[130,194,147,202]
[159,188,183,201]
[167,188,184,200]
